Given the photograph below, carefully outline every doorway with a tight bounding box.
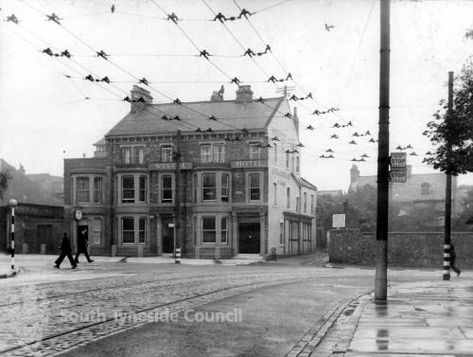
[161,217,174,253]
[238,222,260,254]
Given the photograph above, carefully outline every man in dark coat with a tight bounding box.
[450,244,461,276]
[75,228,94,264]
[54,232,77,269]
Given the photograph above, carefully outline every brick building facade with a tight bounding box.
[64,85,317,259]
[0,203,64,254]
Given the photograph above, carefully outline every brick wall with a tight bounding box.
[329,229,473,267]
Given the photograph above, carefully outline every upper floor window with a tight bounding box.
[286,151,290,168]
[162,145,173,162]
[296,156,300,173]
[121,146,144,164]
[274,143,278,162]
[200,143,225,163]
[287,187,290,208]
[122,176,135,203]
[120,174,148,204]
[303,192,307,213]
[161,175,173,203]
[421,182,431,196]
[202,173,217,201]
[133,147,144,164]
[139,176,147,202]
[249,142,261,160]
[76,177,90,203]
[296,196,300,213]
[221,173,229,202]
[311,194,315,214]
[214,144,225,162]
[201,144,212,163]
[121,147,132,164]
[248,173,261,201]
[93,177,103,204]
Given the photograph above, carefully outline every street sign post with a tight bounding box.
[332,214,346,228]
[390,152,407,168]
[390,152,407,183]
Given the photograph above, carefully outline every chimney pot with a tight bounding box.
[235,85,253,102]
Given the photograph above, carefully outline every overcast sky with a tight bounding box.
[0,0,472,190]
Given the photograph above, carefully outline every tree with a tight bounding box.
[423,63,473,174]
[0,169,12,200]
[347,184,377,231]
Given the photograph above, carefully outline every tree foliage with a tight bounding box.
[423,62,473,175]
[0,169,12,200]
[347,184,377,231]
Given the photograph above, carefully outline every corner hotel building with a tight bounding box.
[64,85,317,259]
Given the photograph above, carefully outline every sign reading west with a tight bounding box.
[149,162,193,170]
[231,160,267,168]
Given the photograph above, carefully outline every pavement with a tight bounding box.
[306,273,473,357]
[0,253,264,279]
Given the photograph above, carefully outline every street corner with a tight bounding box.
[0,268,19,279]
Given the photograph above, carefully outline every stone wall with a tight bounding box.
[329,229,473,268]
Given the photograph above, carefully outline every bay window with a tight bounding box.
[202,216,216,243]
[202,173,217,201]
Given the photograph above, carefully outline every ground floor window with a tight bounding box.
[199,214,230,244]
[92,217,102,245]
[121,216,148,244]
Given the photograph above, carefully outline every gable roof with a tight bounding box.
[106,97,285,137]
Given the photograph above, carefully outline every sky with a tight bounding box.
[0,0,472,191]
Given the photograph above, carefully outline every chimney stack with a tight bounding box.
[211,85,224,102]
[235,85,253,102]
[130,85,153,112]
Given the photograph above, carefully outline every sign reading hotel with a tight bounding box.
[149,162,193,170]
[389,152,407,183]
[231,160,267,168]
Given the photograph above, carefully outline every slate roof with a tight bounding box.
[106,97,285,137]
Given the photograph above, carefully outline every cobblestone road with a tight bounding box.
[0,263,342,357]
[0,261,442,357]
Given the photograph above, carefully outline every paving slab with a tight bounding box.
[309,274,473,357]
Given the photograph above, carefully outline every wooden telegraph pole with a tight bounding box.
[174,130,182,263]
[375,0,391,301]
[443,71,454,280]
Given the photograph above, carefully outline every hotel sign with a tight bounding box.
[231,160,267,168]
[149,162,193,170]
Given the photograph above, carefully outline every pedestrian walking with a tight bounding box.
[54,232,77,269]
[75,227,94,264]
[450,244,461,276]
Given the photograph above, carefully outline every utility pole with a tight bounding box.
[443,71,454,281]
[174,130,183,262]
[375,0,390,302]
